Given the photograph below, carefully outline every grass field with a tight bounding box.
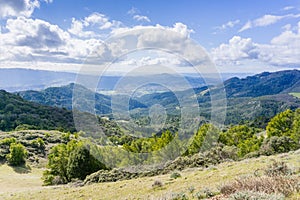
[0,150,299,200]
[290,92,300,98]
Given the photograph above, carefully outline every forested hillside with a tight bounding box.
[0,90,76,132]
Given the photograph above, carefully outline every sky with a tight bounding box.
[0,0,300,74]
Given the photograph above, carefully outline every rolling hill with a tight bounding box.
[221,69,300,98]
[17,83,147,115]
[0,90,76,132]
[16,69,300,127]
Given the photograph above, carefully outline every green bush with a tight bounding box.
[15,124,38,131]
[170,171,181,179]
[0,137,17,146]
[259,136,298,156]
[266,109,294,138]
[43,140,108,185]
[31,138,45,150]
[67,145,108,180]
[186,124,220,155]
[6,143,28,166]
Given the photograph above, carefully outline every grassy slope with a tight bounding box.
[290,92,300,98]
[0,165,43,195]
[0,150,299,200]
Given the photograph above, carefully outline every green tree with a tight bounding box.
[43,143,70,184]
[67,145,108,180]
[43,140,108,185]
[6,143,28,166]
[187,124,220,155]
[291,109,300,144]
[266,109,294,138]
[219,125,263,157]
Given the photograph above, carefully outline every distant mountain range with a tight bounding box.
[222,69,300,97]
[0,68,252,92]
[17,83,147,115]
[16,69,300,127]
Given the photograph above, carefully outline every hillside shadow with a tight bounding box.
[0,159,5,165]
[11,164,31,174]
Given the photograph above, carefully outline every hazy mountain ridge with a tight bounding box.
[222,69,300,97]
[18,83,147,115]
[0,68,252,93]
[8,69,300,127]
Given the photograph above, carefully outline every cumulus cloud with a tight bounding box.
[0,0,39,18]
[133,15,151,23]
[212,22,300,67]
[68,12,122,38]
[239,13,300,32]
[0,0,52,18]
[211,36,257,65]
[0,16,120,64]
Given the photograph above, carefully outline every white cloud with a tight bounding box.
[283,6,295,11]
[212,22,300,68]
[0,16,119,64]
[217,19,240,30]
[239,21,252,32]
[211,36,257,65]
[133,15,151,23]
[68,13,122,38]
[68,18,95,38]
[254,14,284,27]
[0,0,40,18]
[127,7,138,15]
[239,14,300,32]
[282,24,292,31]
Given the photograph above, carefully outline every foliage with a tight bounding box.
[0,137,17,146]
[219,125,263,157]
[259,136,298,155]
[67,144,108,180]
[43,140,108,185]
[263,160,293,177]
[266,109,294,137]
[31,138,45,150]
[6,143,28,166]
[291,108,300,143]
[186,124,219,155]
[170,171,181,179]
[0,90,76,132]
[123,130,174,153]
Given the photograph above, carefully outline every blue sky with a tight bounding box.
[0,0,300,74]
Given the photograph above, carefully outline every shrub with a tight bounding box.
[228,190,285,200]
[259,136,298,156]
[31,138,45,150]
[220,175,300,197]
[6,143,28,166]
[171,192,188,200]
[170,171,181,179]
[15,124,38,131]
[43,140,108,185]
[0,137,17,146]
[67,145,108,180]
[264,160,292,177]
[152,180,163,189]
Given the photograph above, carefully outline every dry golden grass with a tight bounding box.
[0,150,299,200]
